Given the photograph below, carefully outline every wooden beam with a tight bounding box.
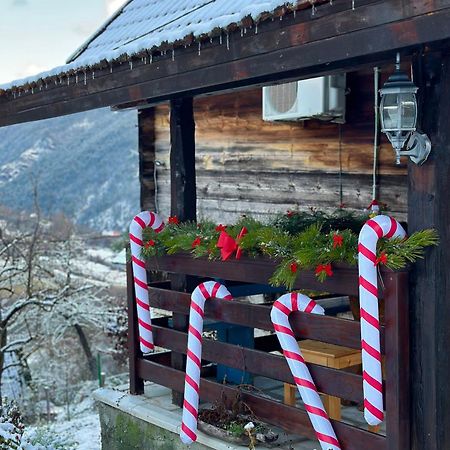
[2,0,450,126]
[169,97,197,406]
[409,50,450,450]
[169,97,196,221]
[138,108,156,212]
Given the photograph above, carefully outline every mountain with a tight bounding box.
[0,108,140,231]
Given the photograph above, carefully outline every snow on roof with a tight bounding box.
[1,0,301,92]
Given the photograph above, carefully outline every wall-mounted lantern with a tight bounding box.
[379,53,431,165]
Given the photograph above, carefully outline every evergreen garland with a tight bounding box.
[139,210,438,289]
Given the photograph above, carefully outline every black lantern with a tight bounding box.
[379,53,431,165]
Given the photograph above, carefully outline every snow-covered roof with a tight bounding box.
[1,0,303,92]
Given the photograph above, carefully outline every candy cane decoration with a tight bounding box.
[180,281,233,445]
[271,293,341,450]
[129,211,164,354]
[358,215,406,426]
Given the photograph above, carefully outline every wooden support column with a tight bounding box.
[169,97,197,406]
[138,108,156,212]
[409,50,450,450]
[127,261,144,395]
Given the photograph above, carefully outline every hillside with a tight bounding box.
[0,108,139,231]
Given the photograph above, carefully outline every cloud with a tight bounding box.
[105,0,127,16]
[11,0,28,6]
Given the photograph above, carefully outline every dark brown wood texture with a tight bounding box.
[169,97,197,405]
[2,0,450,126]
[152,80,407,222]
[408,51,450,450]
[138,108,156,212]
[127,256,409,449]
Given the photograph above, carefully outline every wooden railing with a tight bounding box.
[127,255,410,450]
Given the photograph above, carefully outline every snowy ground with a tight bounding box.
[23,399,101,450]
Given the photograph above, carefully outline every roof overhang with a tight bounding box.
[1,0,450,127]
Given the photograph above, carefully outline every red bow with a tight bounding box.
[375,252,388,266]
[315,264,333,277]
[216,227,247,261]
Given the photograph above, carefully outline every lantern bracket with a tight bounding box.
[397,131,431,165]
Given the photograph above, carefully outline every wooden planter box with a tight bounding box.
[127,255,410,450]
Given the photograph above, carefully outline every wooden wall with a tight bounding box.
[152,70,407,223]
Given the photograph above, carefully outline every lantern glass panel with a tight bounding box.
[381,93,400,130]
[399,92,416,130]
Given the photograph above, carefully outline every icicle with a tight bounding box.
[13,91,16,99]
[244,27,247,34]
[172,49,175,61]
[150,54,153,64]
[310,0,316,15]
[129,60,133,70]
[329,0,332,4]
[352,0,355,9]
[293,9,296,18]
[67,76,70,86]
[255,23,258,34]
[210,37,213,43]
[144,56,147,64]
[240,28,244,37]
[31,87,34,94]
[219,33,223,45]
[92,71,95,80]
[84,72,87,85]
[280,15,283,20]
[198,41,201,56]
[75,74,79,84]
[110,65,113,73]
[226,33,230,50]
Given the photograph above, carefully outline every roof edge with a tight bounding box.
[66,0,134,64]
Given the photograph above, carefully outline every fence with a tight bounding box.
[127,254,410,450]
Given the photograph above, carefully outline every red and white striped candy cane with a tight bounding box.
[271,293,341,450]
[180,281,233,445]
[129,211,164,354]
[358,215,406,425]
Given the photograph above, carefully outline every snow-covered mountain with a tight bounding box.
[0,108,140,232]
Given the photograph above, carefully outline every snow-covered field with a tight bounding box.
[23,412,101,450]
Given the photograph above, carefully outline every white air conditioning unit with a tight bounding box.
[262,75,346,123]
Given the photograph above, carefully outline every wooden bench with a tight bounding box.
[283,340,362,421]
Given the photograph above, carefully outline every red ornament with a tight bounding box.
[315,264,333,277]
[145,239,155,248]
[168,216,179,225]
[287,210,294,217]
[192,237,201,248]
[332,234,344,248]
[215,224,227,232]
[375,252,388,266]
[290,262,298,273]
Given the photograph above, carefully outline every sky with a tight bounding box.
[0,0,127,84]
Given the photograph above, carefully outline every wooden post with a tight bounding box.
[409,50,450,450]
[138,108,156,212]
[169,97,196,406]
[383,271,410,450]
[127,260,144,395]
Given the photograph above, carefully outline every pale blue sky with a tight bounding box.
[0,0,127,84]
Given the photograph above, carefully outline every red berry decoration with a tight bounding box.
[215,224,227,232]
[168,216,179,225]
[145,239,155,248]
[192,237,201,248]
[332,234,344,248]
[290,262,298,273]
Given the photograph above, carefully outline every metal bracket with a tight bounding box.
[398,131,432,165]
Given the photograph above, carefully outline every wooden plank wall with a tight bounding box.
[152,70,407,223]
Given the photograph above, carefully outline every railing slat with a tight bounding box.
[152,323,364,402]
[148,286,385,351]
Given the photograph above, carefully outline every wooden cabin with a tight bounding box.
[1,1,449,449]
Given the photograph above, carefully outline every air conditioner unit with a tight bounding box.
[262,75,346,123]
